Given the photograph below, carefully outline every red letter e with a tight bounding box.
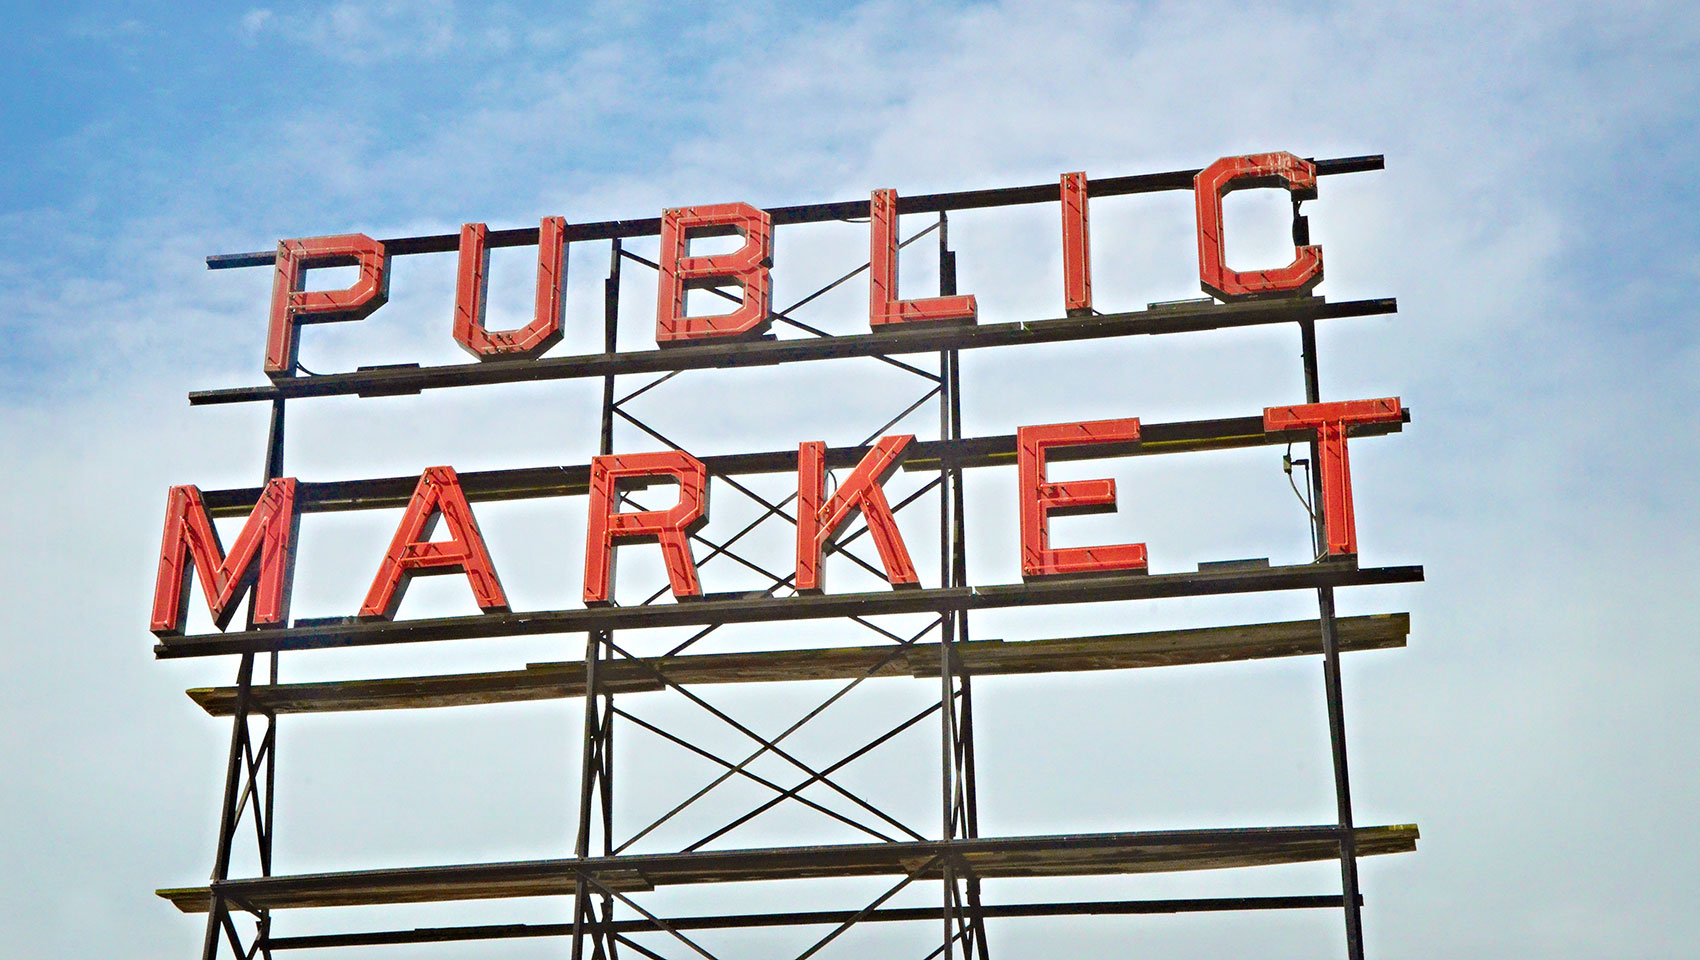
[1017,419,1146,579]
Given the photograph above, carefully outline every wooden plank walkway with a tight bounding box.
[160,824,1418,912]
[189,614,1408,715]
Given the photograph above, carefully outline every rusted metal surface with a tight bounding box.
[262,895,1364,950]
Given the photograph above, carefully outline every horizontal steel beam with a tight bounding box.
[195,409,1410,518]
[207,155,1383,269]
[154,561,1424,660]
[262,894,1362,949]
[186,295,1394,405]
[159,823,1418,912]
[186,613,1408,715]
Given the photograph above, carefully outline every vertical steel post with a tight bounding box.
[936,212,958,960]
[1299,318,1365,960]
[600,240,621,458]
[200,653,253,960]
[929,212,987,959]
[949,344,990,960]
[598,240,620,960]
[259,398,283,959]
[575,239,624,960]
[572,641,601,960]
[202,396,285,960]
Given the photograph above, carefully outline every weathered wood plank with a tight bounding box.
[156,563,1425,660]
[188,614,1408,715]
[158,823,1418,912]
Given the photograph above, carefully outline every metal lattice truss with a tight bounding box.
[158,157,1420,960]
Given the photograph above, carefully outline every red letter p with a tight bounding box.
[266,234,390,378]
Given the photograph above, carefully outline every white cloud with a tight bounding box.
[245,0,461,65]
[240,8,273,43]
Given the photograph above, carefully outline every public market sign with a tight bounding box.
[151,152,1399,638]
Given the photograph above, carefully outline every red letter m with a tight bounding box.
[150,479,300,636]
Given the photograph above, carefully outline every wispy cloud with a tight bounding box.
[2,2,1698,957]
[240,0,460,64]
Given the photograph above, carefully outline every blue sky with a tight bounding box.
[2,2,1698,958]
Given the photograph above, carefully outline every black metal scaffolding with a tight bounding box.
[162,155,1418,960]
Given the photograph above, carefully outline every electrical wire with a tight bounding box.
[1282,442,1326,562]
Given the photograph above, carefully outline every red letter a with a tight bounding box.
[360,467,509,620]
[151,479,300,636]
[796,435,919,593]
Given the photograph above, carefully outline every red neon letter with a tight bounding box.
[151,479,299,636]
[868,189,977,327]
[265,234,389,378]
[1060,172,1093,316]
[655,203,773,344]
[1194,152,1323,301]
[1017,419,1146,579]
[1264,398,1402,558]
[796,435,919,593]
[453,217,567,360]
[584,452,709,604]
[359,467,509,620]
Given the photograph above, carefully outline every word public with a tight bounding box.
[262,153,1323,374]
[152,152,1394,636]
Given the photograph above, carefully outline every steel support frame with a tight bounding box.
[178,158,1401,959]
[201,400,286,960]
[260,895,1361,950]
[551,206,1378,960]
[1300,317,1367,959]
[554,213,989,960]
